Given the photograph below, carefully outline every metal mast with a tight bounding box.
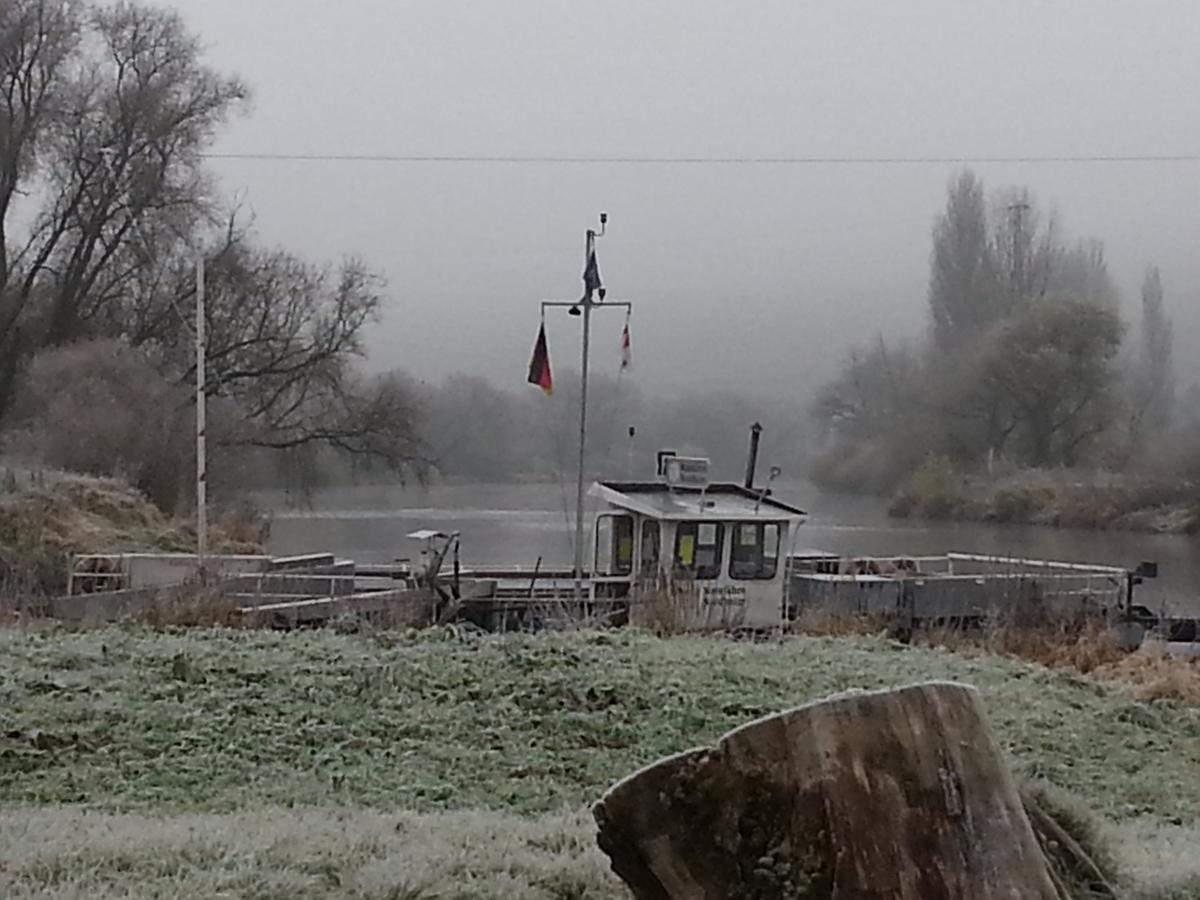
[572,225,596,605]
[540,213,631,606]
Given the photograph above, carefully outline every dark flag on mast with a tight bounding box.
[527,322,553,394]
[582,246,605,302]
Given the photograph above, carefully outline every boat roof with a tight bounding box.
[590,481,806,521]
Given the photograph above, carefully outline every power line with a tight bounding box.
[201,151,1200,166]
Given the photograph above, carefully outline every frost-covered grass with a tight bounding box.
[1,625,1198,896]
[0,805,618,899]
[3,625,1197,818]
[1,807,1196,899]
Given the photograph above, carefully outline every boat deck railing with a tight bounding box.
[789,551,1127,580]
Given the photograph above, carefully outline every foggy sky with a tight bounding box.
[166,0,1200,401]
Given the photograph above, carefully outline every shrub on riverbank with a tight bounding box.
[888,461,1200,534]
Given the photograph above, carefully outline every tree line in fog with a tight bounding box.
[808,170,1190,494]
[267,370,810,494]
[419,372,808,485]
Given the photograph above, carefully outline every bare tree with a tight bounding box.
[990,187,1059,313]
[931,178,1104,343]
[0,0,246,414]
[423,374,532,480]
[0,0,83,404]
[1,4,427,486]
[230,370,429,487]
[113,235,430,475]
[810,338,937,491]
[813,340,919,438]
[0,0,82,278]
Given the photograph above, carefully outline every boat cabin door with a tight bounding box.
[592,512,635,601]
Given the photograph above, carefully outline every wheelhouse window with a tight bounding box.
[673,521,725,580]
[594,514,634,577]
[729,522,781,580]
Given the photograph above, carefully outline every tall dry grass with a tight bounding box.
[928,623,1200,705]
[634,576,703,635]
[787,608,883,638]
[137,581,243,629]
[1094,641,1200,705]
[0,470,269,596]
[786,609,1200,706]
[920,620,1126,672]
[632,575,757,635]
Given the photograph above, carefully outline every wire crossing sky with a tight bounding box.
[203,152,1200,165]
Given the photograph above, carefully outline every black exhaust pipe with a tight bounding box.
[744,422,762,489]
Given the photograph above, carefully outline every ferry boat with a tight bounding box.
[394,446,1159,636]
[63,438,1164,638]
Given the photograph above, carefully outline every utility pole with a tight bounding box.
[1007,199,1031,307]
[105,144,207,573]
[195,253,207,567]
[540,213,632,606]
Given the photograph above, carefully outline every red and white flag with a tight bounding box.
[620,320,632,370]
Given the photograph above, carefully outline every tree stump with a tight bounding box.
[593,682,1064,899]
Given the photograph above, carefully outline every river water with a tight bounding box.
[264,480,1200,615]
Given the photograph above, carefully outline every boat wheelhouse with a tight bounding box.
[586,451,806,629]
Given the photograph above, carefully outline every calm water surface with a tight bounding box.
[263,480,1200,615]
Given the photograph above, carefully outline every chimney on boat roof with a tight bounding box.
[744,423,763,489]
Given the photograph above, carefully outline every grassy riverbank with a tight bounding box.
[1,625,1199,897]
[888,461,1200,534]
[0,468,267,595]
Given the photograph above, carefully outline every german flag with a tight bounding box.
[527,322,553,394]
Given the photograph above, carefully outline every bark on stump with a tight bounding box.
[593,681,1064,899]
